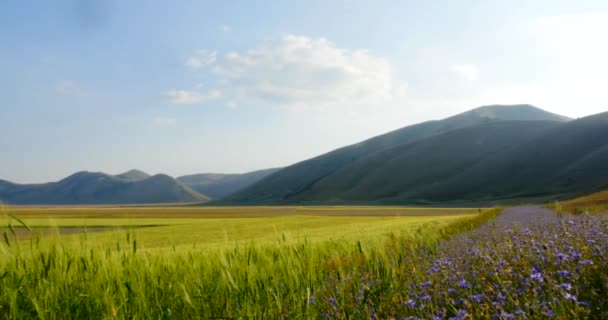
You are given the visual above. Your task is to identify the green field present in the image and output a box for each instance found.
[0,206,495,319]
[549,190,608,214]
[0,206,476,249]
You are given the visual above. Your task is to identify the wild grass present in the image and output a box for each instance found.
[4,205,606,318]
[0,206,491,319]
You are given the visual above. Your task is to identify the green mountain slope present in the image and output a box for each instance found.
[177,168,280,199]
[419,111,608,202]
[0,172,209,205]
[221,104,571,205]
[282,120,562,204]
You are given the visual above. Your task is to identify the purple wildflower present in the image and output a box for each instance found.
[404,299,416,308]
[458,279,470,288]
[530,270,543,282]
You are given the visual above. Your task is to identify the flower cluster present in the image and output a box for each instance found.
[312,207,608,319]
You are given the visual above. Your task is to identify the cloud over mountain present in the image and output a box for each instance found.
[212,34,395,109]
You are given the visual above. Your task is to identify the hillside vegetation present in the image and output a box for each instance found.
[551,190,608,214]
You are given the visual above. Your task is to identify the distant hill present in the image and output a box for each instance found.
[220,104,574,205]
[177,168,281,199]
[0,171,209,205]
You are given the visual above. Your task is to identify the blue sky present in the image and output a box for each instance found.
[1,0,607,183]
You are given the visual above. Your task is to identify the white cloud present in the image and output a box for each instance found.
[166,89,221,104]
[210,34,396,110]
[395,83,409,98]
[153,117,177,126]
[221,25,231,32]
[532,13,608,73]
[185,50,217,68]
[450,64,478,81]
[511,12,608,116]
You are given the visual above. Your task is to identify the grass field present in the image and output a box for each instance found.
[0,205,491,319]
[549,190,608,214]
[3,204,607,318]
[0,206,477,248]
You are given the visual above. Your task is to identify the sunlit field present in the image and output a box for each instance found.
[1,205,607,319]
[0,206,486,319]
[0,206,475,248]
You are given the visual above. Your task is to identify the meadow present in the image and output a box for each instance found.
[0,206,474,248]
[0,206,483,319]
[550,190,608,214]
[1,205,606,319]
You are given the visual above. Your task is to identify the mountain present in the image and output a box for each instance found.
[279,120,562,204]
[177,168,281,199]
[444,104,570,125]
[0,171,209,205]
[220,104,573,205]
[114,169,151,182]
[418,111,608,202]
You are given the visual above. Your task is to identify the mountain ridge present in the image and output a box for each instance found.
[219,104,573,205]
[0,171,209,205]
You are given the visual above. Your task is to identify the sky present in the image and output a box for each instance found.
[1,0,607,183]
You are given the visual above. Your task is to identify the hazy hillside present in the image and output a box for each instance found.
[3,105,599,206]
[221,104,572,205]
[177,168,280,199]
[0,171,209,205]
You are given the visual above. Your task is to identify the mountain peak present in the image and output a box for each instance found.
[61,171,108,181]
[147,174,175,182]
[466,104,571,122]
[115,169,151,182]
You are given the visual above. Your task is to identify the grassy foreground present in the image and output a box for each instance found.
[549,190,608,214]
[0,206,490,319]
